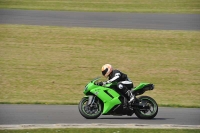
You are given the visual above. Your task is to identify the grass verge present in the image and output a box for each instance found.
[0,24,200,107]
[0,129,199,133]
[0,0,199,13]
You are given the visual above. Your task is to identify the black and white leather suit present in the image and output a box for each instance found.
[106,70,133,95]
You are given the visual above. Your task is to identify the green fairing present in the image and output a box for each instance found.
[83,78,121,114]
[133,83,150,91]
[91,88,121,114]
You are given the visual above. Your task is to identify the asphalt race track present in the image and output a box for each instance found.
[0,9,200,129]
[0,105,200,129]
[0,9,200,30]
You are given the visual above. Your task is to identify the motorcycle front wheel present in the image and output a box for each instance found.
[134,96,158,119]
[78,97,102,119]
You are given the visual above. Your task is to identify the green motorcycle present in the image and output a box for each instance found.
[78,77,158,119]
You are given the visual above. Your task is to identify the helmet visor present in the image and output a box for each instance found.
[102,68,108,76]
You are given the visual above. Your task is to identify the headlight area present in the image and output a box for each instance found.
[84,86,88,92]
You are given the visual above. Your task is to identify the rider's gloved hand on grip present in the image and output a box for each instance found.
[98,82,107,86]
[97,82,103,86]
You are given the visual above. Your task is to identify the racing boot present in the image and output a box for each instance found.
[126,90,135,103]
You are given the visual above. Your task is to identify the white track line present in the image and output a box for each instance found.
[0,124,200,130]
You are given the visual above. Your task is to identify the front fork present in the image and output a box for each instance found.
[86,95,96,106]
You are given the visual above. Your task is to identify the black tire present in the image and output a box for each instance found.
[78,97,102,119]
[134,96,158,119]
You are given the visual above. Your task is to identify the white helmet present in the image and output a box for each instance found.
[101,64,113,77]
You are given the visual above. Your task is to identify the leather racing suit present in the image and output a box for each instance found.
[106,70,134,102]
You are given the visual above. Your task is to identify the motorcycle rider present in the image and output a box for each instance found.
[99,64,135,103]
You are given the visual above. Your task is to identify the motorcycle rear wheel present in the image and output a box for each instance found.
[134,96,158,119]
[78,97,102,119]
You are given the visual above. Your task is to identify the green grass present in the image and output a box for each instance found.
[0,0,199,13]
[0,24,199,107]
[0,129,199,133]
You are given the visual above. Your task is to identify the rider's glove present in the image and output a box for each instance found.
[98,81,107,86]
[102,81,107,86]
[106,80,111,84]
